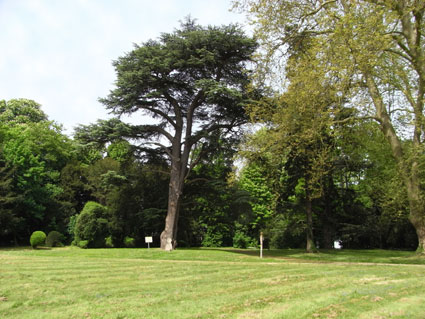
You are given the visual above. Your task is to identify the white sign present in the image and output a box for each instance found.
[145,237,153,243]
[334,240,342,249]
[260,232,264,259]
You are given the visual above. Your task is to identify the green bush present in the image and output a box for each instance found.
[232,231,252,249]
[77,240,89,249]
[46,231,64,247]
[67,215,77,239]
[202,229,223,247]
[74,201,111,248]
[30,231,46,249]
[124,236,135,248]
[105,236,114,248]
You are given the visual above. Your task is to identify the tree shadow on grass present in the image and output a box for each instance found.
[212,248,424,265]
[207,247,310,259]
[204,247,388,263]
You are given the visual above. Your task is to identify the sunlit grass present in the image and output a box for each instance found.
[1,247,424,318]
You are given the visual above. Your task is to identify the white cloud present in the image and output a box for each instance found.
[0,0,248,135]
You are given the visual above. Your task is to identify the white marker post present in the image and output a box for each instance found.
[260,232,264,259]
[145,236,153,249]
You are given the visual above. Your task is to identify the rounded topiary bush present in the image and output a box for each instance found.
[74,201,111,248]
[30,231,46,249]
[46,231,64,247]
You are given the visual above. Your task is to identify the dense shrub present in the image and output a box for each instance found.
[201,229,223,247]
[232,231,252,249]
[74,201,111,248]
[124,236,135,248]
[30,231,46,248]
[46,231,64,247]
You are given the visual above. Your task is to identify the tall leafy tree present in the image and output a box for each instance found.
[236,0,425,252]
[239,162,275,231]
[77,19,257,250]
[243,44,344,252]
[0,99,73,243]
[2,122,73,236]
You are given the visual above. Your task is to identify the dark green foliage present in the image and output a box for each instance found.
[59,160,92,217]
[99,19,257,127]
[30,231,46,248]
[103,160,169,247]
[266,214,305,249]
[61,141,169,248]
[179,137,251,248]
[0,154,22,246]
[46,231,64,247]
[74,201,111,248]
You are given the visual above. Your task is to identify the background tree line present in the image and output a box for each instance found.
[1,10,421,251]
[0,96,416,250]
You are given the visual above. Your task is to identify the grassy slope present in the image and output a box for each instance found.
[0,247,424,318]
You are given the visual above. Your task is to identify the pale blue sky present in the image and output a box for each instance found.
[0,0,248,134]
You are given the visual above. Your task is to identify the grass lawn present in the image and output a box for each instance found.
[0,247,424,318]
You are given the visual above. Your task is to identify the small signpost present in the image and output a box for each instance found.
[145,236,153,249]
[260,232,264,259]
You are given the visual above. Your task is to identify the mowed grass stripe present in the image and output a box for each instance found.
[210,266,424,318]
[1,248,425,318]
[1,255,275,318]
[0,258,416,317]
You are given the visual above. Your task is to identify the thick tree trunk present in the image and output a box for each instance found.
[160,191,180,251]
[410,211,425,253]
[305,198,317,253]
[322,222,334,250]
[365,72,425,253]
[322,192,334,249]
[160,160,184,251]
[406,175,425,253]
